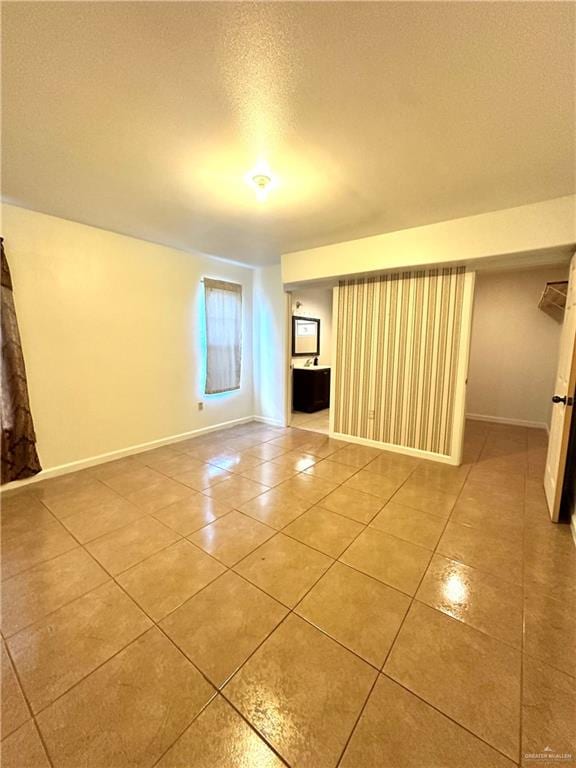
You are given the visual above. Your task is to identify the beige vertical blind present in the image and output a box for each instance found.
[334,267,466,456]
[204,278,242,394]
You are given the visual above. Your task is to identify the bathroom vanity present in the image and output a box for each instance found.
[292,366,331,413]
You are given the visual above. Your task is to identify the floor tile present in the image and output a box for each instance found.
[416,554,523,648]
[171,463,232,491]
[238,460,299,487]
[296,562,410,667]
[370,501,446,550]
[239,487,313,529]
[391,482,457,519]
[156,696,284,768]
[283,506,363,557]
[1,548,109,637]
[209,453,265,474]
[243,442,289,461]
[341,527,431,595]
[438,521,523,585]
[303,459,358,483]
[7,582,152,712]
[1,720,51,768]
[30,472,98,501]
[278,474,337,504]
[0,493,55,543]
[524,591,576,677]
[384,601,521,761]
[85,516,180,575]
[1,642,30,738]
[102,465,167,496]
[1,519,78,580]
[363,453,419,478]
[36,629,214,768]
[342,469,403,500]
[270,450,318,472]
[142,453,207,478]
[234,534,332,607]
[225,614,376,768]
[341,674,516,768]
[41,481,121,520]
[117,539,225,621]
[161,571,287,687]
[408,461,471,494]
[300,437,346,459]
[151,494,232,535]
[330,444,381,467]
[460,478,524,512]
[59,495,146,543]
[523,537,576,602]
[203,475,268,505]
[451,498,524,542]
[521,657,575,767]
[86,455,150,481]
[318,486,384,523]
[123,476,194,513]
[188,510,274,566]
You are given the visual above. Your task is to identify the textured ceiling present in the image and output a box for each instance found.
[2,1,574,266]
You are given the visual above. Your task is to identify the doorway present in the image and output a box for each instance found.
[289,286,334,436]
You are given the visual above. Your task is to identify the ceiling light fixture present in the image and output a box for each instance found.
[246,160,275,202]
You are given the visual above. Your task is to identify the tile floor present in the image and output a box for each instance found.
[1,420,575,767]
[291,408,330,434]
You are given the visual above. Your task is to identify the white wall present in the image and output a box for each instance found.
[291,287,332,366]
[253,264,288,427]
[467,267,568,428]
[281,196,576,285]
[1,204,254,472]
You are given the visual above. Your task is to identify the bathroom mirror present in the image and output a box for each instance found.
[292,316,320,356]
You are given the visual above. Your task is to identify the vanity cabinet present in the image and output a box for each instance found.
[292,367,331,413]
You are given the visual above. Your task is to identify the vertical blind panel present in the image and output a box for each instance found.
[334,267,466,456]
[204,278,242,395]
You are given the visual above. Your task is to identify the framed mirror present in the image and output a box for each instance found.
[292,316,320,356]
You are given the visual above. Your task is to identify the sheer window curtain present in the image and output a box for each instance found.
[204,278,242,394]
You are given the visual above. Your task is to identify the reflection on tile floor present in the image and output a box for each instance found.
[1,419,574,767]
[291,408,330,434]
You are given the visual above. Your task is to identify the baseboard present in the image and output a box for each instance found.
[253,415,286,428]
[0,415,259,494]
[466,413,548,431]
[330,430,457,465]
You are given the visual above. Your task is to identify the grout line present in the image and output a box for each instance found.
[4,421,556,768]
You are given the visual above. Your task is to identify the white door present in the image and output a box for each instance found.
[544,254,576,522]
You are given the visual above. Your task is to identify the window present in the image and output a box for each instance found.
[204,278,242,394]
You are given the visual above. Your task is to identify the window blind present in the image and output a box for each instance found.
[204,278,242,394]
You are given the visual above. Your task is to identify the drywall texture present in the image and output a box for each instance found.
[291,287,332,365]
[467,267,568,427]
[1,204,254,470]
[334,268,466,456]
[253,264,287,426]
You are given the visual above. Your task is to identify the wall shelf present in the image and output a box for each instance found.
[539,281,568,323]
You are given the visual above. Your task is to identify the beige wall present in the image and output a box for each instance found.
[2,204,254,472]
[281,196,576,285]
[467,267,568,428]
[253,264,288,426]
[291,287,332,366]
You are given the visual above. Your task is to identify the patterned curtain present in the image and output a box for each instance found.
[1,238,41,483]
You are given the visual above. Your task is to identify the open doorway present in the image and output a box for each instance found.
[289,286,333,435]
[465,263,573,517]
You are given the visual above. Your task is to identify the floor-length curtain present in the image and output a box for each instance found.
[1,238,41,483]
[204,278,242,394]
